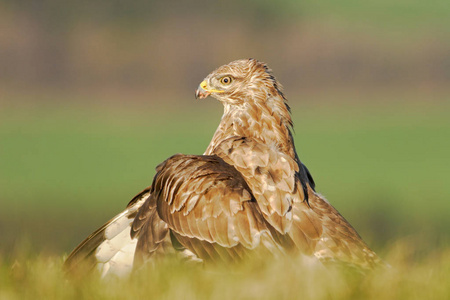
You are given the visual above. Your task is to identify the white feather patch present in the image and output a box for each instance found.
[104,212,134,239]
[96,225,133,262]
[93,197,147,278]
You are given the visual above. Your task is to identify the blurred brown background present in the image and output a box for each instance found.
[1,0,448,98]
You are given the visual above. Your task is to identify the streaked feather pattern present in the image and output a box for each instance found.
[64,58,383,278]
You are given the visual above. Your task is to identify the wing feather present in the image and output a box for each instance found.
[136,154,277,262]
[64,188,150,277]
[212,136,382,270]
[290,188,384,270]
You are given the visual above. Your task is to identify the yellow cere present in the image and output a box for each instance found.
[200,80,225,93]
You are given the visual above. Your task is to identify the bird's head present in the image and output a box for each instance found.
[195,58,285,106]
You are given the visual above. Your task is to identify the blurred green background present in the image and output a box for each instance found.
[0,0,449,258]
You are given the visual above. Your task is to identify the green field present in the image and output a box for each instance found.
[1,250,449,300]
[1,92,449,298]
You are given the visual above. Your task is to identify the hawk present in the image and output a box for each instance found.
[64,59,382,277]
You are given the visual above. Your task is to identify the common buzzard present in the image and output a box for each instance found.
[64,59,382,277]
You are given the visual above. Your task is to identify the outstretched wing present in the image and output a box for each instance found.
[64,188,150,278]
[131,154,284,264]
[290,190,383,270]
[212,136,381,270]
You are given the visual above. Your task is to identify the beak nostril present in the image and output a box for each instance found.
[200,81,208,90]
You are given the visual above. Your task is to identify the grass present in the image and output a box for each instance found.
[0,92,449,299]
[1,243,449,300]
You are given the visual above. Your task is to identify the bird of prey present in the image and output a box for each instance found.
[64,58,382,277]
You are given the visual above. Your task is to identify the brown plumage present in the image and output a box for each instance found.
[64,59,383,277]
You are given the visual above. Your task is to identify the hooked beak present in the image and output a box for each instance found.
[195,81,211,99]
[195,80,225,99]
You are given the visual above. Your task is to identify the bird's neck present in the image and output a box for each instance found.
[204,95,297,159]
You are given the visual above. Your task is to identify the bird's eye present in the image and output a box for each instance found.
[220,76,233,85]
